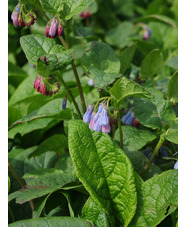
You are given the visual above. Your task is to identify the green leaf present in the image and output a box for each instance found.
[20,34,65,65]
[63,0,94,20]
[89,68,121,89]
[165,119,178,144]
[40,0,64,15]
[8,176,11,193]
[166,71,178,103]
[36,51,74,77]
[119,43,137,74]
[8,99,72,139]
[68,120,137,226]
[166,55,178,70]
[81,41,120,73]
[109,76,153,105]
[105,22,133,48]
[8,106,22,127]
[134,14,177,28]
[8,217,94,227]
[123,149,162,181]
[55,153,76,175]
[114,126,157,151]
[134,88,176,129]
[82,197,110,227]
[13,168,77,204]
[140,49,163,80]
[129,170,178,226]
[28,134,68,158]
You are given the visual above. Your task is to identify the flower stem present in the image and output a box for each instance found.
[57,74,83,119]
[140,136,165,176]
[118,118,123,149]
[8,161,34,214]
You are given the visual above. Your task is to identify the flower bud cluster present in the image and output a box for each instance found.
[11,3,38,27]
[45,17,63,38]
[83,103,111,133]
[80,10,91,19]
[143,25,151,40]
[34,75,60,96]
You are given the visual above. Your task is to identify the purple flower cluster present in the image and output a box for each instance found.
[11,3,38,27]
[143,25,151,40]
[121,109,139,127]
[45,17,63,38]
[83,104,111,133]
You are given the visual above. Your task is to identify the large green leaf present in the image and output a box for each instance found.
[134,88,176,129]
[20,34,65,65]
[105,22,133,48]
[8,217,94,227]
[134,14,177,28]
[8,99,72,139]
[68,120,137,227]
[118,43,137,74]
[166,71,178,103]
[82,197,110,227]
[28,134,68,158]
[12,168,77,204]
[140,49,163,80]
[81,41,120,73]
[63,0,95,20]
[165,119,178,144]
[89,68,121,89]
[114,126,157,151]
[129,170,178,226]
[109,76,153,104]
[40,0,64,15]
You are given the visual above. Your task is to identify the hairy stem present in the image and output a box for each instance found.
[8,161,34,214]
[57,75,83,119]
[118,118,123,149]
[140,136,165,176]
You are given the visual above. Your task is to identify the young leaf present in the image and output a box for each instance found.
[20,34,65,65]
[40,0,64,15]
[82,197,110,227]
[81,41,120,73]
[105,22,133,48]
[63,0,95,20]
[165,119,178,144]
[134,88,176,129]
[36,51,74,77]
[89,68,121,89]
[114,126,157,151]
[140,49,163,80]
[68,120,137,227]
[129,170,178,226]
[118,43,137,74]
[166,71,178,103]
[109,76,153,104]
[8,217,94,227]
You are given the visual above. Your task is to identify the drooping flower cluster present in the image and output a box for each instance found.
[34,75,60,95]
[45,17,63,38]
[83,103,111,133]
[11,3,38,27]
[121,109,139,127]
[80,10,91,19]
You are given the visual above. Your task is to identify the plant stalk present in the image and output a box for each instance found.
[118,118,123,149]
[140,136,165,176]
[58,75,83,119]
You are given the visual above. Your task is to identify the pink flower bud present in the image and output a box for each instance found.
[49,17,57,38]
[45,24,50,37]
[58,23,63,36]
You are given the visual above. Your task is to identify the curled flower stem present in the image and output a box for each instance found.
[118,118,123,149]
[140,136,165,176]
[57,74,83,119]
[8,161,34,215]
